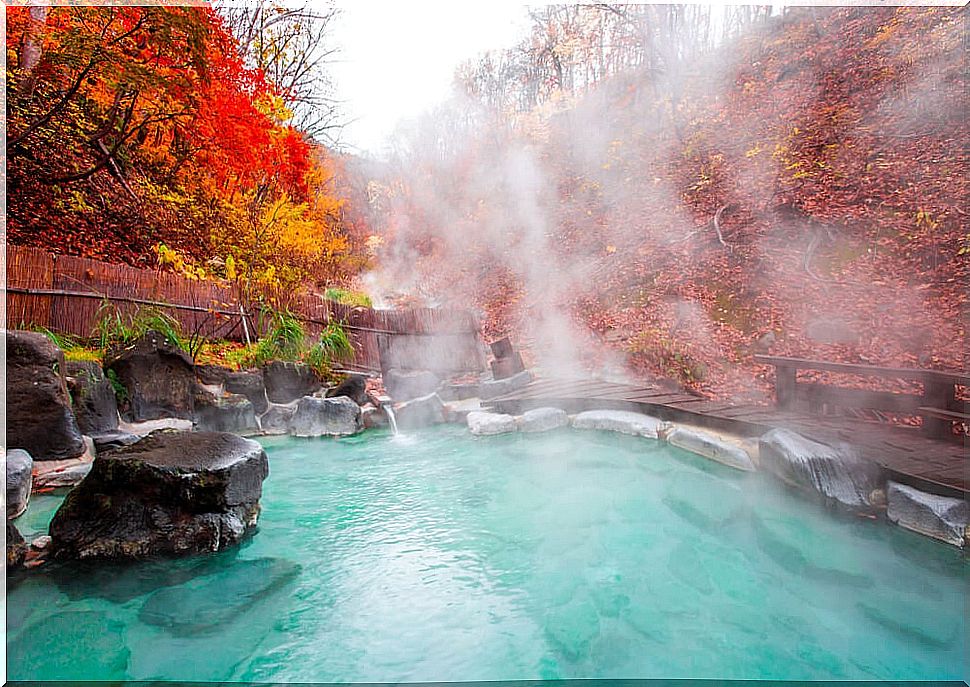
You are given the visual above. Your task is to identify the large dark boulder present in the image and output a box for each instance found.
[66,361,119,434]
[105,331,196,422]
[193,390,258,434]
[7,331,86,461]
[196,364,233,386]
[262,362,321,404]
[384,368,441,402]
[49,431,269,560]
[6,449,33,519]
[7,520,28,570]
[290,396,362,436]
[325,373,369,406]
[225,371,268,413]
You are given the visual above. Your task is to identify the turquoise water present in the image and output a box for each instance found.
[7,426,968,682]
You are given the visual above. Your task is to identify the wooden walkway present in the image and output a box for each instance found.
[484,377,968,497]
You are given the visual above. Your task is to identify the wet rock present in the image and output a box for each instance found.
[759,428,882,511]
[31,535,53,551]
[193,390,258,434]
[7,331,86,461]
[666,426,756,471]
[519,407,569,433]
[105,331,196,422]
[886,481,968,548]
[394,393,447,429]
[258,403,297,435]
[65,361,119,434]
[89,429,141,453]
[7,520,28,570]
[6,610,130,679]
[196,364,233,386]
[478,370,533,400]
[34,461,93,490]
[571,409,667,439]
[326,373,369,406]
[262,362,321,404]
[437,382,481,402]
[384,368,441,402]
[225,371,268,414]
[467,410,517,436]
[49,431,269,560]
[6,449,33,519]
[290,396,362,437]
[139,557,301,635]
[361,406,389,429]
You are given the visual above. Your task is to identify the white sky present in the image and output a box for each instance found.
[328,1,530,155]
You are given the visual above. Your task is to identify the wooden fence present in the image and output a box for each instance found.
[5,246,485,374]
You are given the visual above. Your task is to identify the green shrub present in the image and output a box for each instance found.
[305,322,354,376]
[94,302,184,351]
[323,287,373,308]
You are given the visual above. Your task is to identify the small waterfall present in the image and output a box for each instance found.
[384,406,400,435]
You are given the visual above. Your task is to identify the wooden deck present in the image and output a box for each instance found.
[484,377,968,497]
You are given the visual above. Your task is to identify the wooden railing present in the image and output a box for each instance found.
[754,355,969,439]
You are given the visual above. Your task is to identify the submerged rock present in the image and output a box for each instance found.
[105,331,196,422]
[519,407,569,433]
[49,431,269,560]
[663,471,746,528]
[571,409,667,439]
[193,390,258,434]
[478,370,533,400]
[467,410,517,436]
[394,393,447,429]
[6,449,33,519]
[6,610,130,679]
[7,520,28,570]
[326,373,369,406]
[262,362,321,404]
[759,428,882,511]
[139,557,301,635]
[65,361,120,435]
[666,426,755,471]
[290,396,362,437]
[7,331,86,461]
[886,482,968,548]
[225,371,269,414]
[384,368,441,402]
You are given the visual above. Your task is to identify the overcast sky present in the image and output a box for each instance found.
[328,1,530,156]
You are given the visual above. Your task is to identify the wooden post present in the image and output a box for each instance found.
[921,378,954,439]
[776,364,796,410]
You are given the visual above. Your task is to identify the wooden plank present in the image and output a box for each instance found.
[754,354,969,385]
[793,383,924,413]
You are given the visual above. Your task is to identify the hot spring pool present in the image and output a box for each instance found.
[7,425,967,681]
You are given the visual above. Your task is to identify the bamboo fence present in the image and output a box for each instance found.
[5,246,484,373]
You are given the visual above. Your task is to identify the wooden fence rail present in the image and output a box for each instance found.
[4,245,485,374]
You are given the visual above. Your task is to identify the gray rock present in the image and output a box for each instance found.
[33,461,93,489]
[478,370,533,400]
[362,406,389,429]
[325,373,369,406]
[89,429,141,453]
[49,431,269,560]
[262,362,321,404]
[886,482,968,547]
[6,449,33,519]
[666,427,755,471]
[196,364,233,386]
[290,396,362,437]
[65,361,119,434]
[571,409,667,438]
[193,390,258,434]
[759,428,881,511]
[7,520,28,571]
[437,382,481,402]
[394,393,447,429]
[7,331,86,461]
[519,407,569,433]
[384,368,441,402]
[225,371,268,414]
[31,535,52,551]
[258,403,297,435]
[467,411,517,436]
[105,331,196,422]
